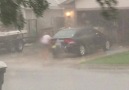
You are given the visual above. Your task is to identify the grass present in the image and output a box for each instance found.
[85,51,129,64]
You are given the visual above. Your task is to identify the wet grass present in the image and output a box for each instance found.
[85,51,129,64]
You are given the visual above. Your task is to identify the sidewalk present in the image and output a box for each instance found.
[105,45,129,56]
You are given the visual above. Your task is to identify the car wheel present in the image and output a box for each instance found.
[79,45,86,56]
[15,40,24,52]
[103,40,110,51]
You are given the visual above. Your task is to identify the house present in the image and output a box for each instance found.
[36,0,65,36]
[60,0,129,43]
[22,0,65,38]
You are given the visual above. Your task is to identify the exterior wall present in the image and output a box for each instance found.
[23,8,64,37]
[75,0,129,10]
[62,0,129,43]
[64,9,76,27]
[24,8,36,20]
[37,9,64,36]
[76,9,129,43]
[117,9,129,43]
[75,0,100,10]
[0,24,16,31]
[22,8,37,40]
[63,2,78,27]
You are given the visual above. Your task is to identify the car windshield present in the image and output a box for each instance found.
[54,29,76,38]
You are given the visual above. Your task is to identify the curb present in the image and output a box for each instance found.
[79,64,129,70]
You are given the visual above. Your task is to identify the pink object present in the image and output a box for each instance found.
[40,35,51,44]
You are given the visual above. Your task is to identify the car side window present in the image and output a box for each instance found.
[95,31,103,37]
[84,29,95,36]
[75,29,97,37]
[90,30,102,36]
[75,30,84,37]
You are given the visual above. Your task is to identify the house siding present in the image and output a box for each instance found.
[75,0,129,10]
[22,7,64,37]
[61,0,129,43]
[37,9,64,36]
[77,9,129,43]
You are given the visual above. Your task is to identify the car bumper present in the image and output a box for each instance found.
[51,44,79,54]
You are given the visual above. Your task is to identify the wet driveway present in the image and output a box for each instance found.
[0,43,129,90]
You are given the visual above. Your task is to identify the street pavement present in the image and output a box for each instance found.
[1,43,129,90]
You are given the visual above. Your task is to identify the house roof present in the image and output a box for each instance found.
[59,0,129,10]
[21,0,65,10]
[76,0,129,10]
[115,0,129,8]
[47,0,65,9]
[59,0,74,5]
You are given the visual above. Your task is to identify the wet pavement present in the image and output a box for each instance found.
[1,43,129,90]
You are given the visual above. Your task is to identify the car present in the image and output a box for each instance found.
[0,30,26,52]
[51,27,111,57]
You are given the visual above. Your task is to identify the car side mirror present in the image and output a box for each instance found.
[96,33,98,35]
[96,33,100,37]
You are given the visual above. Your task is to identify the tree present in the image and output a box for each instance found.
[96,0,118,20]
[0,0,49,30]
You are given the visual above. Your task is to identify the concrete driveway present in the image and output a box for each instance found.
[0,43,129,90]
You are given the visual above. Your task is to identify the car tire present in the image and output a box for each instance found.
[15,40,24,52]
[78,45,86,56]
[103,40,111,51]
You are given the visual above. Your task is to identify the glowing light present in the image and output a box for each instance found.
[65,12,71,17]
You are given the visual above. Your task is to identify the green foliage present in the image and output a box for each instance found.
[96,0,118,20]
[0,0,49,30]
[0,0,18,25]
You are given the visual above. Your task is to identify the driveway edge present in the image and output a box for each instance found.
[79,64,129,70]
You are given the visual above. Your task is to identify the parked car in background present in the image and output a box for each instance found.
[0,30,26,52]
[51,27,111,57]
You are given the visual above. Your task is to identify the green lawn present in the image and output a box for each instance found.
[85,51,129,64]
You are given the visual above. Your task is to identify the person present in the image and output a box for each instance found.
[40,32,51,60]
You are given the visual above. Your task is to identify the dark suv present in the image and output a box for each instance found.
[51,27,111,57]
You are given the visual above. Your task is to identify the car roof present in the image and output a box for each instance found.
[60,27,93,31]
[60,27,78,31]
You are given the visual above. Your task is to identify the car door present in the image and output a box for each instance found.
[92,30,104,48]
[74,29,93,46]
[83,29,96,49]
[74,30,83,43]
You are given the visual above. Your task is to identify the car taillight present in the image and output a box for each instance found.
[64,38,75,44]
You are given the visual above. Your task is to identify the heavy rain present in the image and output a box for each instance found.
[0,0,129,90]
